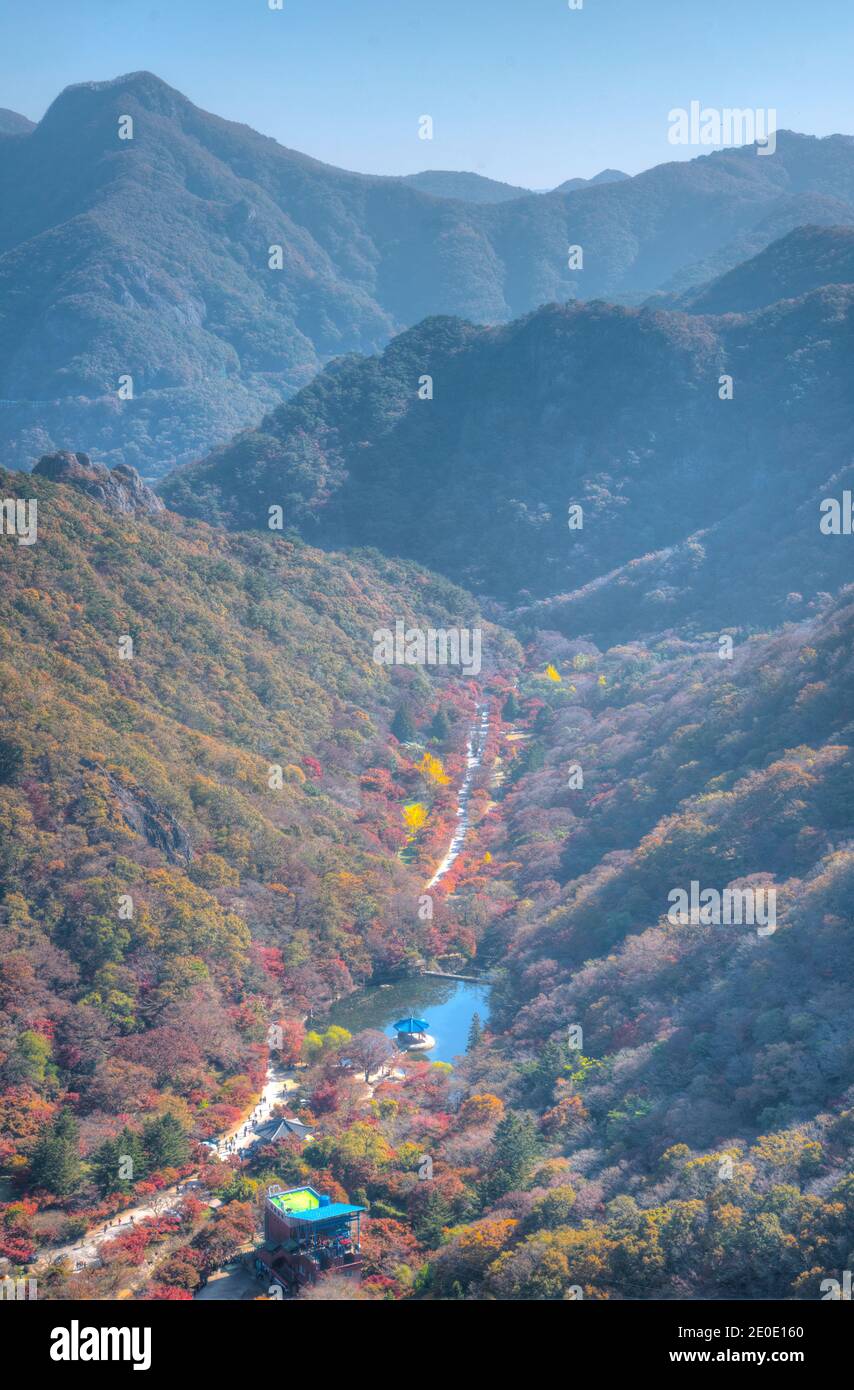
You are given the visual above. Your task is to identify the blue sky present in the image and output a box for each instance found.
[2,0,853,186]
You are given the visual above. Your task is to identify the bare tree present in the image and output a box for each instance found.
[347,1029,395,1082]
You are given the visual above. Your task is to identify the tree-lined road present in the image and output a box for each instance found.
[42,1064,297,1272]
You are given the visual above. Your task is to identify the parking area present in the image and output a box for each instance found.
[194,1263,263,1301]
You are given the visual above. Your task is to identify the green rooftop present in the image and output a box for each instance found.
[273,1186,321,1215]
[268,1185,365,1224]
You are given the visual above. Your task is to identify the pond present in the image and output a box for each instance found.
[315,976,490,1065]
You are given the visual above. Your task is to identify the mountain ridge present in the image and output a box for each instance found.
[4,71,854,474]
[161,274,854,641]
[0,108,35,135]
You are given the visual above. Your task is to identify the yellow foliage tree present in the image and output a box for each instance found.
[404,802,428,832]
[419,752,451,785]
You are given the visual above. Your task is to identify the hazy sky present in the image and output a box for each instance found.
[2,0,853,187]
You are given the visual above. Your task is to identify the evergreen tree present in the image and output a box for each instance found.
[467,1012,483,1051]
[91,1127,148,1195]
[481,1112,539,1204]
[90,1137,120,1197]
[118,1125,149,1184]
[502,692,521,721]
[413,1188,453,1246]
[391,706,417,743]
[428,707,451,742]
[526,742,546,773]
[142,1113,189,1170]
[526,1038,570,1103]
[29,1110,82,1196]
[0,737,24,786]
[534,705,552,733]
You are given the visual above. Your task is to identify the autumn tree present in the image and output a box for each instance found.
[348,1030,395,1082]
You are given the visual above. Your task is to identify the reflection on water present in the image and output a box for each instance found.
[315,976,490,1065]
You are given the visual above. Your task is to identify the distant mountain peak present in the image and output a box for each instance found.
[551,167,630,194]
[39,70,194,130]
[4,71,854,475]
[54,69,182,100]
[400,169,533,203]
[0,108,35,135]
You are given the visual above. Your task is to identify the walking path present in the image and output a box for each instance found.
[425,703,491,888]
[42,1063,297,1272]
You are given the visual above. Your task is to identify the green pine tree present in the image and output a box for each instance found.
[481,1112,539,1204]
[413,1188,453,1246]
[534,705,552,733]
[526,742,546,773]
[89,1137,120,1197]
[91,1126,148,1195]
[30,1110,82,1196]
[526,1038,570,1103]
[467,1012,483,1051]
[502,692,521,721]
[0,737,24,786]
[391,706,417,743]
[142,1113,189,1170]
[428,707,451,742]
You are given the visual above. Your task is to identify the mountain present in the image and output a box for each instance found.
[424,591,854,1301]
[0,109,35,135]
[674,224,854,314]
[7,457,851,1302]
[0,455,516,1143]
[654,192,854,300]
[551,168,630,194]
[4,72,854,474]
[400,170,532,203]
[162,285,854,641]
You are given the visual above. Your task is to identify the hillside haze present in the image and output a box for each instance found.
[3,72,854,473]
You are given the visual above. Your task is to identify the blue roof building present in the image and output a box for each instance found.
[258,1185,365,1293]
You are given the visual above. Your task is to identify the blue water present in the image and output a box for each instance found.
[316,976,490,1064]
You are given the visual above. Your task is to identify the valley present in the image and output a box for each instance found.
[1,26,853,1319]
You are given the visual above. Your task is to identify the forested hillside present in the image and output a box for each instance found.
[406,596,854,1300]
[137,595,852,1304]
[0,463,520,1267]
[1,465,851,1301]
[3,70,854,473]
[672,224,854,314]
[164,284,854,640]
[2,55,852,1309]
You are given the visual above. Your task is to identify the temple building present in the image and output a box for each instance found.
[255,1184,364,1293]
